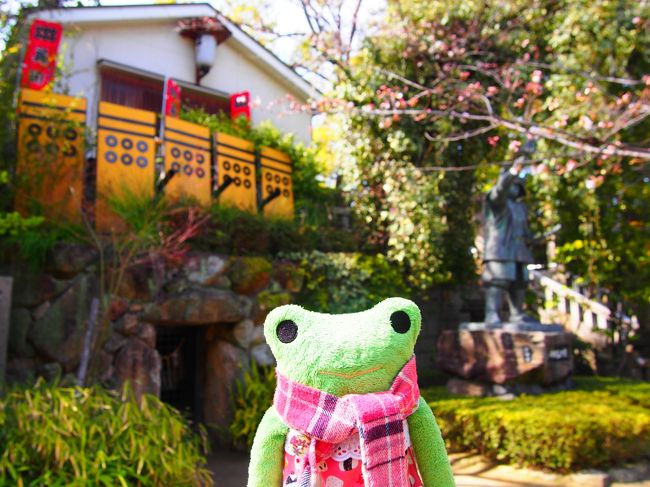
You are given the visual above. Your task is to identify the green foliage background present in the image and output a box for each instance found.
[329,0,650,309]
[281,251,410,313]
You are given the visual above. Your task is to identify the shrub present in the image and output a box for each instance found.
[423,377,650,472]
[0,381,213,486]
[229,361,276,450]
[199,204,357,256]
[281,251,410,313]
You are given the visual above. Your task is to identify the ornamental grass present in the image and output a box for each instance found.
[0,380,213,486]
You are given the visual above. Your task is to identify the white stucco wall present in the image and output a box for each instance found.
[55,19,312,144]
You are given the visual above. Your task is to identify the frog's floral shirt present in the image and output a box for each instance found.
[281,428,424,487]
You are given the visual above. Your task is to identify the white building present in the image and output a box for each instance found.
[28,3,318,144]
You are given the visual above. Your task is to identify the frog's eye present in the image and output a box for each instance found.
[390,311,411,334]
[277,319,298,343]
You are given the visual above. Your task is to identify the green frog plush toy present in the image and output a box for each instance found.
[248,298,455,487]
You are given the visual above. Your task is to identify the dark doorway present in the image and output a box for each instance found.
[156,326,204,423]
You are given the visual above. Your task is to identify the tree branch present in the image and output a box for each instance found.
[341,106,650,161]
[425,123,497,142]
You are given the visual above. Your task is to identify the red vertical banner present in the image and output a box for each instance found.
[20,19,63,91]
[165,79,182,117]
[230,91,250,121]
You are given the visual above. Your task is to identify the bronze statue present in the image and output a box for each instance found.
[482,141,538,328]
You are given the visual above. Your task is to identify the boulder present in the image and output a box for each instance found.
[137,322,156,349]
[142,289,249,326]
[37,362,62,382]
[28,274,99,372]
[107,298,129,322]
[250,343,275,367]
[228,257,272,296]
[250,324,266,347]
[93,349,114,384]
[271,261,305,293]
[6,356,37,384]
[9,308,34,357]
[206,275,231,290]
[13,272,71,308]
[114,337,161,399]
[232,319,254,349]
[109,262,156,302]
[204,324,229,343]
[185,253,228,286]
[253,290,291,325]
[32,301,51,320]
[203,340,248,436]
[447,378,490,397]
[114,314,139,336]
[103,333,129,353]
[46,243,98,278]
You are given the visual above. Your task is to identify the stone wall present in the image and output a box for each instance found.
[5,244,462,437]
[5,245,300,439]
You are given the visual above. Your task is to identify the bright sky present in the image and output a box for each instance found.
[95,0,385,90]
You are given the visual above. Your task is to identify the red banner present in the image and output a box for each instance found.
[20,19,63,90]
[165,79,182,117]
[230,91,250,121]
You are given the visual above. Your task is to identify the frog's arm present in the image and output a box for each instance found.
[407,397,456,487]
[248,406,289,487]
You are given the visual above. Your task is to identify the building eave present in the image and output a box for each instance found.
[28,3,320,102]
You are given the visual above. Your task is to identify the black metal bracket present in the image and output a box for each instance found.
[258,187,281,211]
[213,175,234,199]
[155,168,178,194]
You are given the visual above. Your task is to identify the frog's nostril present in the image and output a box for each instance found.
[277,320,298,343]
[390,311,411,334]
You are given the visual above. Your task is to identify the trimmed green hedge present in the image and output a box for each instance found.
[0,381,213,486]
[423,377,650,472]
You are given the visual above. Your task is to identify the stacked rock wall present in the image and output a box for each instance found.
[5,244,301,439]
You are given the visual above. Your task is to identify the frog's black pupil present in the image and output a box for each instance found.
[277,320,298,343]
[390,311,410,334]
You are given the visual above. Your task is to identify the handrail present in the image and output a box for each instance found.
[531,270,612,318]
[529,268,611,347]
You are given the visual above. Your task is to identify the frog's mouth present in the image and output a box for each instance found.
[318,365,383,379]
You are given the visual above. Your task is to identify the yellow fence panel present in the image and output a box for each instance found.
[164,117,211,206]
[96,102,156,233]
[16,89,87,222]
[214,132,256,213]
[260,147,293,218]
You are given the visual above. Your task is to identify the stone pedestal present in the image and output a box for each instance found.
[437,327,573,386]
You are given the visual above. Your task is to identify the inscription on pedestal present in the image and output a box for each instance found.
[437,328,573,385]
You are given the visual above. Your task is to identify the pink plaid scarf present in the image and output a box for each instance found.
[274,356,420,487]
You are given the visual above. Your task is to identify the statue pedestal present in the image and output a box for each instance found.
[437,325,573,391]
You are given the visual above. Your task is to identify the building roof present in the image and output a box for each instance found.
[28,3,319,101]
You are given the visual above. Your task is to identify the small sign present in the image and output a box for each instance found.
[548,346,570,362]
[165,79,182,118]
[522,346,533,363]
[20,19,63,90]
[230,91,250,121]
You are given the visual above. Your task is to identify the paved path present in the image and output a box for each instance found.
[207,449,546,486]
[207,449,650,487]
